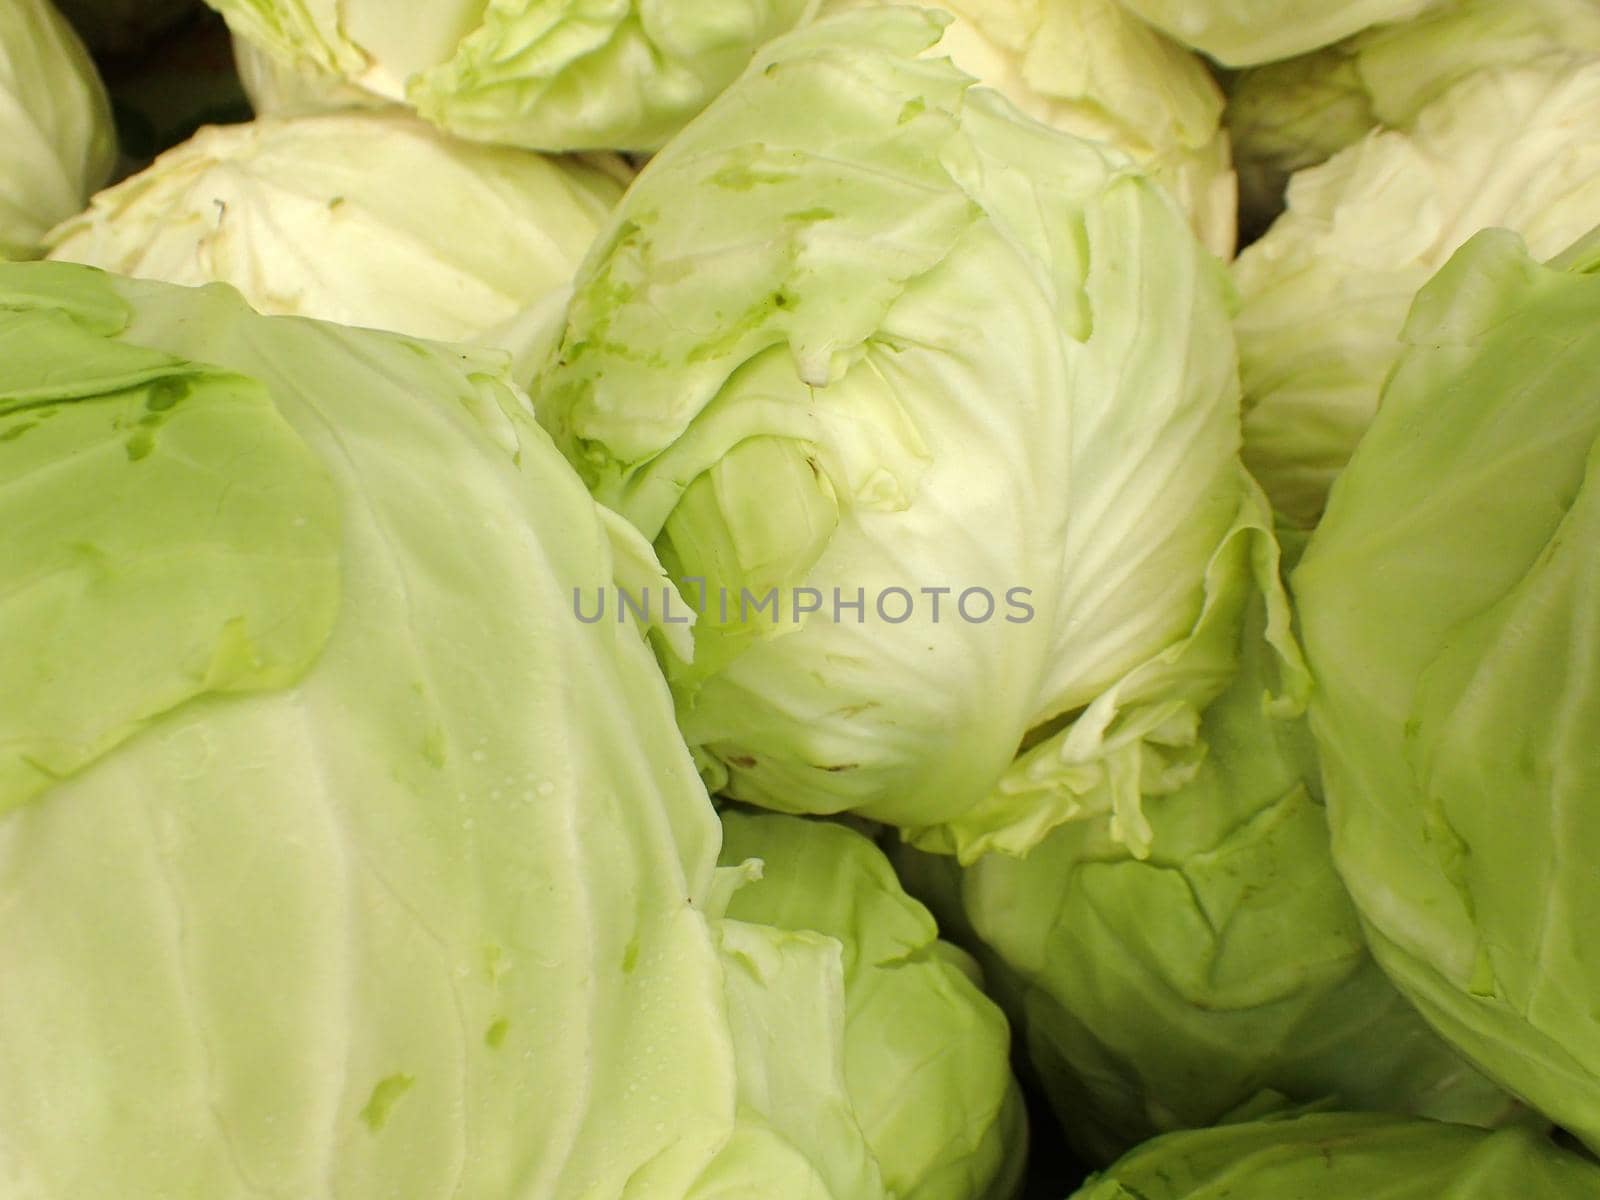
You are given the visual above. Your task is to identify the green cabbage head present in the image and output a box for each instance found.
[927,589,1515,1162]
[719,811,1025,1200]
[535,8,1277,862]
[0,260,921,1198]
[1234,56,1600,528]
[1227,0,1600,227]
[206,0,818,151]
[1295,226,1600,1153]
[1071,1113,1600,1199]
[0,0,116,260]
[46,111,628,343]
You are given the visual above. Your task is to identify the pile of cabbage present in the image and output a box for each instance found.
[3,1,1599,1196]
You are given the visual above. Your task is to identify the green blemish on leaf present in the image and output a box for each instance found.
[786,207,834,223]
[711,162,796,191]
[144,376,190,413]
[685,286,793,362]
[421,727,447,768]
[589,219,643,270]
[328,196,346,210]
[485,1018,509,1048]
[0,420,36,442]
[69,541,108,570]
[125,428,156,461]
[899,97,926,125]
[359,1074,415,1132]
[622,937,641,974]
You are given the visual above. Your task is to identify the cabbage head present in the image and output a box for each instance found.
[940,588,1515,1162]
[535,8,1276,862]
[719,811,1025,1200]
[1295,227,1600,1153]
[1071,1113,1600,1199]
[823,0,1235,258]
[1111,0,1438,67]
[206,0,818,151]
[46,111,628,343]
[0,261,906,1198]
[1234,56,1600,528]
[1228,0,1600,227]
[0,0,116,260]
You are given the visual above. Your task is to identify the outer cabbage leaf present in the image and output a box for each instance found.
[1294,227,1600,1153]
[824,0,1235,258]
[1111,0,1439,67]
[1071,1113,1600,1199]
[1234,57,1600,528]
[952,590,1515,1163]
[233,34,389,118]
[205,0,818,152]
[536,8,1273,862]
[0,262,883,1197]
[0,0,116,260]
[719,811,1025,1200]
[46,111,627,343]
[0,298,340,811]
[692,917,888,1200]
[1228,0,1600,229]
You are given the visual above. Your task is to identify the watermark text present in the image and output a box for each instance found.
[574,581,1035,626]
